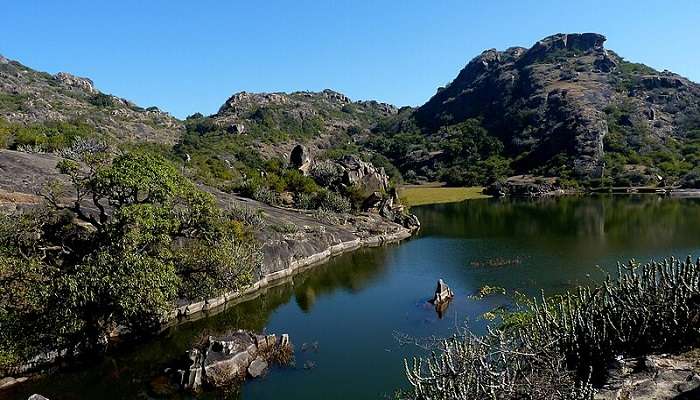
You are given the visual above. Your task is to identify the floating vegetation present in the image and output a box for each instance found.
[469,256,528,268]
[402,256,700,400]
[468,285,507,299]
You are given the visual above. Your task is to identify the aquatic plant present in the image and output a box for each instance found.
[403,256,700,399]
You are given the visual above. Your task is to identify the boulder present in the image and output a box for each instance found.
[226,123,246,134]
[431,279,454,304]
[290,145,312,175]
[247,357,268,378]
[279,191,294,206]
[337,155,388,195]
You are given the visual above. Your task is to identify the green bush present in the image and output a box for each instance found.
[88,92,115,108]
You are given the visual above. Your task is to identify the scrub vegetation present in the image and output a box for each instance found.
[401,256,700,399]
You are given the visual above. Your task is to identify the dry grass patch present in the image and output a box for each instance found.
[399,185,488,207]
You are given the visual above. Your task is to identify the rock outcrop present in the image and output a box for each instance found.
[54,72,97,94]
[431,279,454,304]
[596,352,700,399]
[290,144,312,175]
[336,155,388,195]
[484,175,563,197]
[181,330,292,391]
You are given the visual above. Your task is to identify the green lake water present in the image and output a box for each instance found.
[6,195,700,399]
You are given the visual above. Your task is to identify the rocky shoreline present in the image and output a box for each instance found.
[166,223,414,325]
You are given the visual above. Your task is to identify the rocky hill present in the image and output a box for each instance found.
[0,54,183,145]
[175,89,402,189]
[197,89,397,158]
[375,33,700,188]
[1,33,698,191]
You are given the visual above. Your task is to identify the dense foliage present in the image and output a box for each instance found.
[0,151,261,371]
[402,256,700,399]
[0,117,97,152]
[367,117,513,185]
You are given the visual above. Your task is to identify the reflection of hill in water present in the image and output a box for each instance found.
[415,196,700,256]
[292,249,391,312]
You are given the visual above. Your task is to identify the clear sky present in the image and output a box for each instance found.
[2,1,699,119]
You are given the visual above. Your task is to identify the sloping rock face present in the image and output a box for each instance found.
[413,33,700,181]
[0,56,182,144]
[596,352,700,399]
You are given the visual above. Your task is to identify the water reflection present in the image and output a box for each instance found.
[416,195,700,256]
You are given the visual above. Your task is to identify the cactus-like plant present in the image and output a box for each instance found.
[403,256,700,400]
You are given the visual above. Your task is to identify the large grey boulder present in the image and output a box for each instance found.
[247,357,268,378]
[337,155,388,195]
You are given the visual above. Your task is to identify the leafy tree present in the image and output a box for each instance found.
[0,151,260,368]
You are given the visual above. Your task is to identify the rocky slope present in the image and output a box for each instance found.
[187,89,398,162]
[385,33,700,187]
[0,54,182,144]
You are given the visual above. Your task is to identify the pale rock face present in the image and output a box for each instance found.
[54,72,97,94]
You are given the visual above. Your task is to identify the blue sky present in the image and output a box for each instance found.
[2,1,699,118]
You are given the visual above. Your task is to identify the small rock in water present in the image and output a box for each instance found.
[431,279,454,304]
[28,395,51,400]
[247,357,268,378]
[303,360,316,370]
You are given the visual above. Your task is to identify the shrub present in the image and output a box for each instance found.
[227,204,265,226]
[252,186,279,205]
[681,169,700,188]
[88,93,115,108]
[316,190,351,213]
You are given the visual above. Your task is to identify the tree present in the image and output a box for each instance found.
[0,151,261,368]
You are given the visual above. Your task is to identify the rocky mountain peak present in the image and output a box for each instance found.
[410,32,700,186]
[218,91,291,114]
[0,54,8,65]
[533,33,606,53]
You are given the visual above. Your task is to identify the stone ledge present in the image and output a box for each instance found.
[166,227,414,326]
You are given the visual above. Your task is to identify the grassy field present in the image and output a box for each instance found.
[399,185,489,207]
